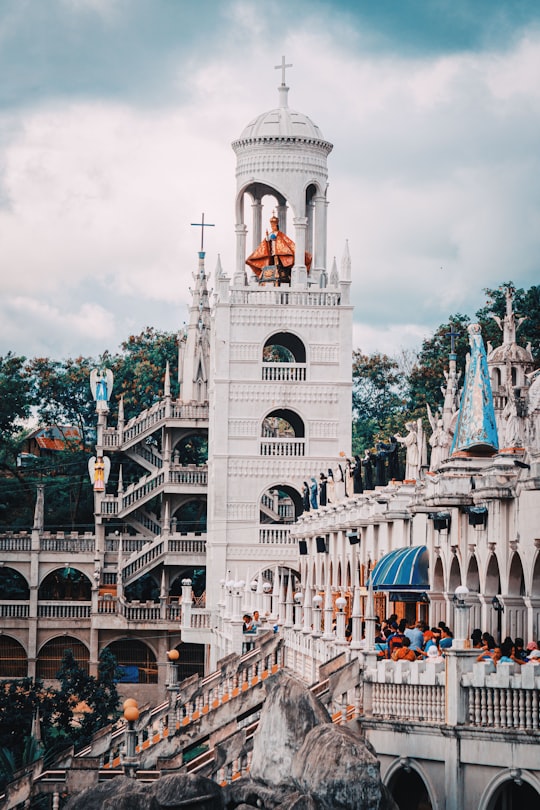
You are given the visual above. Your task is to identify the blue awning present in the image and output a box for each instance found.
[368,545,429,591]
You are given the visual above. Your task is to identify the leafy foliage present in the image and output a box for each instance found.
[351,350,406,453]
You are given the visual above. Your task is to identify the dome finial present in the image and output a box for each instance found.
[275,55,292,108]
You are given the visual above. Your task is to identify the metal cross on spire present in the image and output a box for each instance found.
[191,213,215,252]
[446,327,460,355]
[275,55,293,85]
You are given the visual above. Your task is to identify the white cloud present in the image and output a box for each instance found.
[1,11,540,359]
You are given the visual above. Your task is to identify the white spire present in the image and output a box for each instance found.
[329,256,339,287]
[341,239,351,281]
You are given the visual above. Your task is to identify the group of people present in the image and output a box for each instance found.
[373,616,454,661]
[474,630,540,665]
[242,611,262,633]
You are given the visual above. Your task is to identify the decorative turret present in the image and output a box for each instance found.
[181,251,211,402]
[451,324,498,456]
[231,58,333,289]
[487,286,534,446]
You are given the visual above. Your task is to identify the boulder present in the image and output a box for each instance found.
[63,776,146,810]
[292,724,392,810]
[249,671,331,787]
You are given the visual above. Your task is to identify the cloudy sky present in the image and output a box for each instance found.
[1,0,540,361]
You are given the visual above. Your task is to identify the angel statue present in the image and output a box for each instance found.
[88,455,111,493]
[395,420,421,480]
[90,368,114,413]
[427,404,451,472]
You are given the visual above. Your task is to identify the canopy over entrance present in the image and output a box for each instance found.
[369,545,429,591]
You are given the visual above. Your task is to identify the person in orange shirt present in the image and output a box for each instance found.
[391,636,417,661]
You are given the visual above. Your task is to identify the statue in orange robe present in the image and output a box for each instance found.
[246,215,311,284]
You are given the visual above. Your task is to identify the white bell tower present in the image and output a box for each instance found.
[206,62,352,614]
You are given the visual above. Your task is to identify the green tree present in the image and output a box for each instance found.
[108,327,180,421]
[352,350,405,453]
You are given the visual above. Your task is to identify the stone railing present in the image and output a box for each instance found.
[121,471,165,510]
[229,289,341,307]
[168,466,208,486]
[260,438,305,457]
[97,597,182,623]
[98,635,284,770]
[259,527,293,544]
[38,601,92,619]
[40,536,95,552]
[119,402,209,448]
[122,534,206,584]
[0,534,31,551]
[464,660,540,731]
[0,601,30,618]
[105,536,149,553]
[130,443,163,469]
[261,363,307,382]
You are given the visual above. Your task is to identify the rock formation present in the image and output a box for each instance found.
[64,672,397,810]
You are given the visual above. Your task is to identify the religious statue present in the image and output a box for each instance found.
[395,421,420,480]
[310,476,319,509]
[427,404,451,471]
[326,468,335,503]
[352,455,363,494]
[302,481,310,512]
[527,369,540,450]
[245,214,312,285]
[319,472,328,506]
[90,368,114,413]
[502,391,522,449]
[362,450,374,491]
[334,463,346,500]
[374,442,388,487]
[387,437,400,481]
[88,455,111,492]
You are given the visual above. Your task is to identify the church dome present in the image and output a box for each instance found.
[239,105,325,141]
[488,343,533,364]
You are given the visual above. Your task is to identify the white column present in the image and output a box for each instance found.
[291,216,308,287]
[252,200,262,250]
[313,195,328,272]
[234,223,248,285]
[277,202,288,234]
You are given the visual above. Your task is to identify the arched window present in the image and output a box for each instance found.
[174,433,208,466]
[487,778,540,810]
[105,640,157,684]
[37,636,89,679]
[508,553,526,597]
[262,333,306,382]
[172,499,207,534]
[0,567,29,600]
[260,486,302,524]
[0,636,27,677]
[170,568,206,599]
[260,409,305,457]
[39,568,91,601]
[171,643,205,683]
[387,766,433,809]
[124,572,160,603]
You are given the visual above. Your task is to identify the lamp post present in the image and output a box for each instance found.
[491,595,504,644]
[453,585,470,649]
[335,596,348,645]
[312,594,323,637]
[122,699,139,777]
[166,649,180,732]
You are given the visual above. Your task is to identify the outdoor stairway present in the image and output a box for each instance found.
[102,401,209,453]
[121,534,206,587]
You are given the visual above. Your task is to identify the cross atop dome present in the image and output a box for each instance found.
[275,55,292,108]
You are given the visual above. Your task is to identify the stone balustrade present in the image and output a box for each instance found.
[464,660,540,731]
[229,289,341,307]
[258,527,293,544]
[260,438,305,457]
[261,363,307,382]
[0,535,31,551]
[0,601,30,618]
[38,601,92,619]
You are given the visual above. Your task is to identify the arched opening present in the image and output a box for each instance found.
[261,409,305,438]
[124,572,160,603]
[174,432,208,466]
[466,556,480,593]
[260,485,302,524]
[508,553,526,597]
[486,778,540,809]
[170,568,206,600]
[37,636,89,679]
[263,332,306,364]
[433,557,444,592]
[491,368,501,391]
[387,766,433,809]
[38,568,91,601]
[0,636,28,677]
[0,567,29,600]
[532,553,540,598]
[485,555,502,596]
[448,556,461,592]
[172,499,207,534]
[105,639,157,684]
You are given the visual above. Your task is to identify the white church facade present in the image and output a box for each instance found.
[1,64,540,810]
